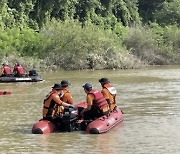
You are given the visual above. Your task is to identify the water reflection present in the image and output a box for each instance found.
[34,123,124,154]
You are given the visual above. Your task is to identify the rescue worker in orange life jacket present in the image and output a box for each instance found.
[99,78,117,111]
[43,84,74,124]
[13,63,25,77]
[0,64,12,76]
[60,80,73,104]
[82,83,109,120]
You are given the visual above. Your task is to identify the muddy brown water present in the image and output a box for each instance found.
[0,65,180,154]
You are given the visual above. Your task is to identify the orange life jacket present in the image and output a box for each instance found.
[42,91,61,118]
[103,84,116,103]
[88,90,109,111]
[60,88,73,104]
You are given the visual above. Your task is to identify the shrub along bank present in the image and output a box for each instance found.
[0,20,180,71]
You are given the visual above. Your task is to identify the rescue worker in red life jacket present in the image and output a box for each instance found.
[82,83,109,120]
[43,84,74,124]
[0,64,12,76]
[13,63,25,77]
[60,80,73,105]
[99,78,117,111]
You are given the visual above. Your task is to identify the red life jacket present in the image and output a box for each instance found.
[88,90,109,110]
[16,65,25,75]
[3,66,11,75]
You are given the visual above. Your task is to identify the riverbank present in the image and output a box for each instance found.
[1,53,180,73]
[1,52,146,72]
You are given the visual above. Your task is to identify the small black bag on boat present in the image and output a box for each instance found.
[29,70,38,76]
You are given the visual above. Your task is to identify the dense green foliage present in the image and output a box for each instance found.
[0,0,179,70]
[138,0,180,26]
[0,0,141,29]
[0,27,43,56]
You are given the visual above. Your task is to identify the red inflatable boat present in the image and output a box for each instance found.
[32,120,57,134]
[32,102,123,134]
[86,107,123,134]
[0,91,11,95]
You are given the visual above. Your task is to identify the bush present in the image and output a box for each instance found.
[150,23,180,64]
[38,19,142,70]
[0,27,44,57]
[123,24,180,65]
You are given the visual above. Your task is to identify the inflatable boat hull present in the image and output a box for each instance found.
[86,107,123,134]
[0,75,43,83]
[32,102,123,134]
[32,120,56,134]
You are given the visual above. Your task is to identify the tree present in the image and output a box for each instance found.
[138,0,164,23]
[154,0,180,26]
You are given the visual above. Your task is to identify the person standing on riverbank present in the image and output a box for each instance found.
[60,80,74,105]
[99,78,117,111]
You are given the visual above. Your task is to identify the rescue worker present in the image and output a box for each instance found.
[0,64,11,76]
[82,83,109,120]
[60,80,73,105]
[99,78,117,111]
[43,83,74,125]
[13,63,25,77]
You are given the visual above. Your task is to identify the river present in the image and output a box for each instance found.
[0,65,180,154]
